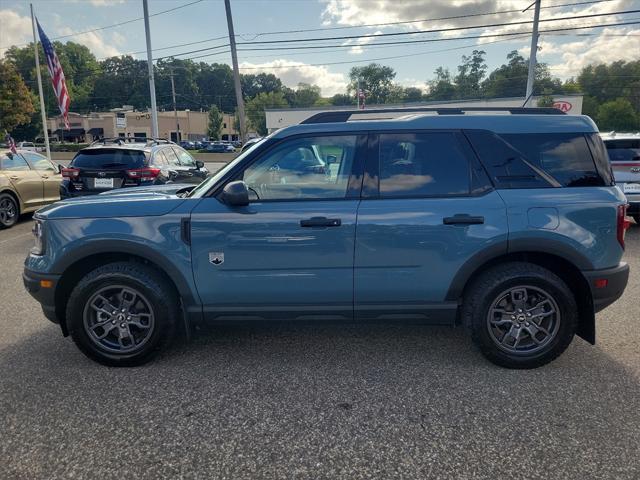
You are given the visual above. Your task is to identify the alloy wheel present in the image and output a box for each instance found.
[0,197,17,225]
[83,285,155,354]
[487,285,561,354]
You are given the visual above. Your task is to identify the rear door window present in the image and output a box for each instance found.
[378,132,471,197]
[22,152,56,171]
[502,133,604,187]
[163,148,181,167]
[72,149,146,169]
[172,147,196,167]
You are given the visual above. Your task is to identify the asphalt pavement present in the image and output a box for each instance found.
[1,217,639,479]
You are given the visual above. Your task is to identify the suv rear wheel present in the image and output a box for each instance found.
[66,262,178,366]
[462,262,577,369]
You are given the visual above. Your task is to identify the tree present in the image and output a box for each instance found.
[348,63,396,104]
[330,93,355,106]
[241,73,284,99]
[455,50,486,99]
[207,105,223,140]
[291,83,321,107]
[536,94,555,108]
[245,91,288,136]
[596,98,639,131]
[426,67,456,100]
[404,87,423,103]
[0,59,35,133]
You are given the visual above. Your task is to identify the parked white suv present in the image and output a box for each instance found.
[601,132,640,224]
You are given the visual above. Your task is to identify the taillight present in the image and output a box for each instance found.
[61,167,80,178]
[126,168,161,179]
[617,204,631,249]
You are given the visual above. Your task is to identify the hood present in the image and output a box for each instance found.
[35,190,188,220]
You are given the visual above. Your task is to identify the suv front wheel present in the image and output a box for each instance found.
[66,262,178,366]
[462,262,578,369]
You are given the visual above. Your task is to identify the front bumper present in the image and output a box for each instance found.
[23,268,61,326]
[583,262,630,312]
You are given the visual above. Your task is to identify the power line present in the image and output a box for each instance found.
[235,19,640,52]
[235,8,640,46]
[1,0,206,49]
[238,0,617,39]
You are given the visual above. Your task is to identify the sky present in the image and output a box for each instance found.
[0,0,639,96]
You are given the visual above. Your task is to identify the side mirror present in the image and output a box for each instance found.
[221,180,249,207]
[195,160,205,169]
[325,154,337,164]
[56,163,64,174]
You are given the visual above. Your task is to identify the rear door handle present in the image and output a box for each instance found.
[443,214,485,225]
[300,217,341,227]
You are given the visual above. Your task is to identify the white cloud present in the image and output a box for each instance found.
[0,9,33,56]
[56,27,122,58]
[342,30,382,54]
[543,28,640,78]
[239,59,347,96]
[64,0,126,6]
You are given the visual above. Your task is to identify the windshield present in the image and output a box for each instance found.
[187,137,267,198]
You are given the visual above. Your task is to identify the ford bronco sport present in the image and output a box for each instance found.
[23,107,630,368]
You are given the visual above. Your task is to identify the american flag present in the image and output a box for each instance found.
[36,18,70,130]
[4,133,17,154]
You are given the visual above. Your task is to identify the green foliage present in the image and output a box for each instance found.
[207,105,223,140]
[455,50,486,99]
[291,83,321,107]
[348,63,397,104]
[536,94,555,108]
[596,98,639,131]
[330,93,355,106]
[245,91,288,136]
[0,59,35,133]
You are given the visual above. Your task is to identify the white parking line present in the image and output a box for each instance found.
[0,232,32,245]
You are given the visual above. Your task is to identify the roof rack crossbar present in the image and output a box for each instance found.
[300,107,565,124]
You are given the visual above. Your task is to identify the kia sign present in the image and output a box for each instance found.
[553,101,572,113]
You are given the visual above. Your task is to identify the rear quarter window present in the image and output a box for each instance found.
[503,133,606,187]
[71,149,147,169]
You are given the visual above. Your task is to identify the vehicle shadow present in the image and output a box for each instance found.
[1,318,639,479]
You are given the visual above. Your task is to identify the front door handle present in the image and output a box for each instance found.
[300,216,341,227]
[443,214,485,225]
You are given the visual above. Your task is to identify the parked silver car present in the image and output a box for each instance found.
[601,132,640,224]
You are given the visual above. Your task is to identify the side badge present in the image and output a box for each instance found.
[209,252,224,265]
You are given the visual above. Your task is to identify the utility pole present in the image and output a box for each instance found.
[170,70,180,142]
[524,0,541,107]
[30,4,50,160]
[142,0,159,137]
[224,0,247,143]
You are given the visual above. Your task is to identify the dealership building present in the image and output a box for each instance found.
[46,106,246,143]
[265,95,584,133]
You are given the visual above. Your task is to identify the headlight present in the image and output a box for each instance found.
[31,219,45,255]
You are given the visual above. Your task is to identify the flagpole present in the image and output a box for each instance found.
[30,4,51,160]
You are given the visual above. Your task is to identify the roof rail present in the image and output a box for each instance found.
[300,106,565,124]
[89,137,174,146]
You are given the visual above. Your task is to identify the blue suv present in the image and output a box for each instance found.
[23,107,630,368]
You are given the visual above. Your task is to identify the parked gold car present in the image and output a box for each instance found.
[0,149,62,228]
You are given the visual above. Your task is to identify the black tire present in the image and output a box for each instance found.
[0,192,19,229]
[462,262,577,369]
[66,262,178,367]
